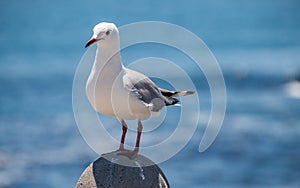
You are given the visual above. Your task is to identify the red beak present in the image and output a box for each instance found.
[85,38,97,48]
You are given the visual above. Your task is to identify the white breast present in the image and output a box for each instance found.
[86,67,153,120]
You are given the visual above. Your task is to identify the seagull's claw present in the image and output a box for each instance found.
[117,149,139,160]
[117,145,125,152]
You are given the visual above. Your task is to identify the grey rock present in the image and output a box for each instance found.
[76,151,169,188]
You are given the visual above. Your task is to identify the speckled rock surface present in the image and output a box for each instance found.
[76,151,169,188]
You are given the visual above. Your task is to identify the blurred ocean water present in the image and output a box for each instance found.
[0,0,300,187]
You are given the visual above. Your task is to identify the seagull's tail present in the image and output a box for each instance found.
[170,90,195,97]
[159,88,195,98]
[159,88,195,106]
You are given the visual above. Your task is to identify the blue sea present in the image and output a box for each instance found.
[1,0,300,187]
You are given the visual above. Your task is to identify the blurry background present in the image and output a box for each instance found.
[1,0,300,187]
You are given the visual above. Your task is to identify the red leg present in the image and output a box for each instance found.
[134,120,143,152]
[117,120,143,159]
[119,120,127,151]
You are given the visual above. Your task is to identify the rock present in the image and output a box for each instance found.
[76,151,169,188]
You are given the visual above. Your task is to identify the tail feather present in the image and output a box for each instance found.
[159,88,195,97]
[159,88,195,106]
[171,90,195,97]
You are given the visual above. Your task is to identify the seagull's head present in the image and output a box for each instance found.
[85,22,119,48]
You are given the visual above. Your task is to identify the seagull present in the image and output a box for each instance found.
[85,22,195,158]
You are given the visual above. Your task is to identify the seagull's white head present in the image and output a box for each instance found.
[85,22,119,48]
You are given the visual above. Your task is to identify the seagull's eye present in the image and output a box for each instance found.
[106,30,110,36]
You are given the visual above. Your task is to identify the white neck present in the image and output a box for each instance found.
[93,40,123,74]
[86,39,124,108]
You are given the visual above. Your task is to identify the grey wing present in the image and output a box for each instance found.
[123,69,178,112]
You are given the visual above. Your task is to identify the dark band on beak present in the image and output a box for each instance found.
[85,38,97,48]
